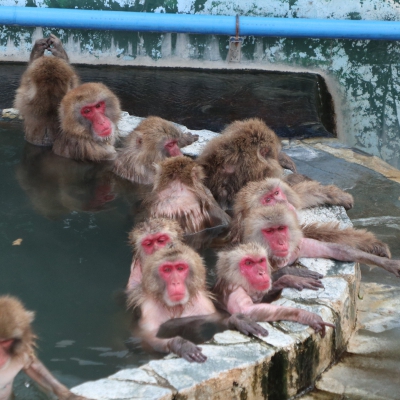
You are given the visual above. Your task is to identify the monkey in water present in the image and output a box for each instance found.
[127,243,268,362]
[0,295,87,400]
[212,243,334,336]
[14,34,80,147]
[196,118,284,209]
[126,217,184,290]
[53,82,122,162]
[144,156,230,233]
[242,204,400,277]
[230,177,389,258]
[113,116,198,185]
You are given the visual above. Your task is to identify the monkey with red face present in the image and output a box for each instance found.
[0,295,87,400]
[113,116,198,185]
[14,34,80,146]
[231,177,389,258]
[213,243,334,336]
[127,243,268,362]
[126,218,184,289]
[241,204,400,277]
[53,82,121,162]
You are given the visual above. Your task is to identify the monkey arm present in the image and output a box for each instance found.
[226,287,334,337]
[299,238,400,277]
[272,267,323,281]
[24,357,88,399]
[48,34,69,62]
[29,38,48,63]
[278,152,297,173]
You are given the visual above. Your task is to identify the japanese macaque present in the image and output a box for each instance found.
[213,243,334,336]
[52,83,121,162]
[127,217,184,289]
[196,118,284,209]
[0,295,86,400]
[230,178,389,258]
[127,244,267,362]
[242,204,400,277]
[14,35,80,146]
[144,156,230,233]
[113,116,198,184]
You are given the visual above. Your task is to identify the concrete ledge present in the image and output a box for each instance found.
[66,115,360,400]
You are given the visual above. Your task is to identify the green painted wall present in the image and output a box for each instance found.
[1,0,400,168]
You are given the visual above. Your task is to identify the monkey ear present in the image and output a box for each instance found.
[153,162,162,175]
[191,164,205,181]
[135,132,143,147]
[26,311,35,323]
[222,164,235,174]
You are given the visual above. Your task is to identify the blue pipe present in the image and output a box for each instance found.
[1,6,400,40]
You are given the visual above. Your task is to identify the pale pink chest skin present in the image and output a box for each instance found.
[127,258,142,290]
[0,355,29,400]
[139,291,216,334]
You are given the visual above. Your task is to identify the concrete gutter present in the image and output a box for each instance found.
[1,6,400,40]
[57,112,360,400]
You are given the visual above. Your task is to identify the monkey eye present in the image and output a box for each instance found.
[157,235,167,243]
[265,197,271,202]
[142,240,152,247]
[162,266,172,273]
[244,259,253,266]
[259,258,266,263]
[277,226,285,231]
[176,264,186,271]
[274,191,279,195]
[264,228,274,233]
[82,108,91,114]
[95,102,102,108]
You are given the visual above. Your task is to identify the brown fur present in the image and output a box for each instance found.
[127,243,208,309]
[145,156,231,233]
[302,222,391,258]
[241,204,303,269]
[196,118,283,209]
[53,82,121,162]
[0,296,36,360]
[113,116,197,184]
[213,243,271,302]
[129,217,184,258]
[14,48,79,146]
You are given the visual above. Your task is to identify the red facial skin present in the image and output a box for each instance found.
[262,226,290,258]
[0,339,14,368]
[141,233,171,256]
[80,101,112,137]
[240,256,271,291]
[159,261,189,302]
[261,188,287,206]
[165,140,182,157]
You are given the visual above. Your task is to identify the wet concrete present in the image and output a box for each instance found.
[286,141,400,400]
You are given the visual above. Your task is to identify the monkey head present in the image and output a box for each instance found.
[142,244,206,307]
[60,82,121,142]
[216,243,272,296]
[132,116,183,159]
[0,296,36,366]
[234,178,301,214]
[129,217,184,257]
[243,204,303,268]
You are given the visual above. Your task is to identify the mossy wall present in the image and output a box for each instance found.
[1,0,400,168]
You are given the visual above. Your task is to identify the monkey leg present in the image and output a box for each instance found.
[302,222,391,258]
[293,180,354,210]
[178,132,199,147]
[278,152,297,173]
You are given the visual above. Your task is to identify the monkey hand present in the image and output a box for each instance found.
[382,259,400,277]
[47,34,69,61]
[298,310,335,338]
[227,313,269,337]
[32,38,49,57]
[169,337,207,363]
[58,389,91,400]
[275,275,324,291]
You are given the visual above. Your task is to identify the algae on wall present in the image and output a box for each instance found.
[1,0,400,168]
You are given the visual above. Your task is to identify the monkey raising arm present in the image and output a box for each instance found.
[296,238,400,277]
[225,286,334,337]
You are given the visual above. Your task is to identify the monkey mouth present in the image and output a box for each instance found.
[98,127,112,137]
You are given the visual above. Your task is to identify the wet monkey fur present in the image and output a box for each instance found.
[213,243,334,336]
[145,156,230,233]
[14,34,80,146]
[127,244,267,362]
[242,204,400,277]
[231,177,389,258]
[126,217,184,289]
[113,116,199,184]
[0,295,86,400]
[197,118,284,209]
[53,82,122,162]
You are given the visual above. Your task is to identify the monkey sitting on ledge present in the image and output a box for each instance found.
[242,204,400,277]
[127,243,268,362]
[0,295,87,400]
